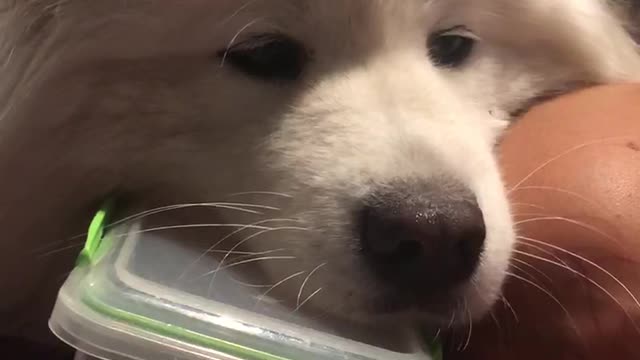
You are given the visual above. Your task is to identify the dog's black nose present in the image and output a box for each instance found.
[359,182,486,294]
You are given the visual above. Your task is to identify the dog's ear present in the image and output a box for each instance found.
[470,0,640,83]
[507,0,640,82]
[609,0,640,43]
[558,0,640,82]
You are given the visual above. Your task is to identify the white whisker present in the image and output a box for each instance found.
[515,216,621,245]
[117,202,279,224]
[228,191,293,198]
[488,310,502,333]
[509,136,633,192]
[208,226,308,296]
[36,242,84,257]
[198,255,296,278]
[512,212,550,218]
[506,271,578,334]
[447,309,457,329]
[218,0,263,27]
[517,237,640,333]
[294,287,323,313]
[512,257,553,283]
[122,223,274,237]
[500,295,519,323]
[63,202,281,244]
[471,280,503,333]
[518,241,572,269]
[519,236,640,309]
[228,276,275,289]
[220,18,267,68]
[510,202,545,211]
[177,218,303,281]
[463,299,473,351]
[511,185,600,208]
[206,248,286,256]
[296,262,327,307]
[254,271,306,309]
[510,262,543,284]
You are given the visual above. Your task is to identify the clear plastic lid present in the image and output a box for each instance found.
[49,206,437,360]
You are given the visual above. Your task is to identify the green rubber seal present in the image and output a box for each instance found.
[76,199,115,267]
[429,340,443,360]
[83,293,289,360]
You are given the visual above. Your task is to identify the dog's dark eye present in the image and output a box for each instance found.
[218,34,308,82]
[428,28,476,68]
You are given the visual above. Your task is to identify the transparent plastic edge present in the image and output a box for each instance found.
[52,219,432,360]
[50,271,243,360]
[112,225,429,360]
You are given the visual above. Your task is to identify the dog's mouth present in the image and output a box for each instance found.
[364,282,468,321]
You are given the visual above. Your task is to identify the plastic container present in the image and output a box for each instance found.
[49,206,437,360]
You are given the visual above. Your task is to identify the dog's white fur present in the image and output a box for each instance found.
[1,0,639,348]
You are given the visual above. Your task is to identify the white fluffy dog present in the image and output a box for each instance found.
[0,0,639,352]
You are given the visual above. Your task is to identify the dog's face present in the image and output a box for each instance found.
[4,0,640,339]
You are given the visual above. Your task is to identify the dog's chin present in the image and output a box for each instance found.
[314,282,493,330]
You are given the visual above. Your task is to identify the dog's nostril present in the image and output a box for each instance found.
[390,241,423,263]
[458,224,486,266]
[359,189,486,293]
[360,207,427,263]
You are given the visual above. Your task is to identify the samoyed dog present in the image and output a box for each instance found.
[0,0,638,352]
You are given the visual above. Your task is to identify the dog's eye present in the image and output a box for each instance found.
[218,34,308,82]
[428,27,476,68]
